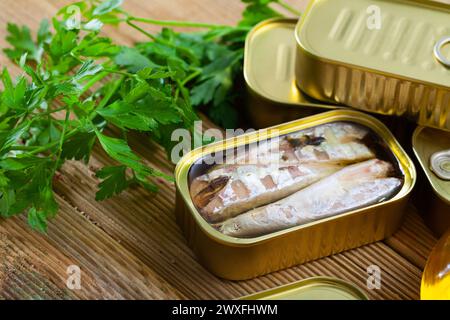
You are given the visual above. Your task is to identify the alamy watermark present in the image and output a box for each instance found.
[170,121,281,166]
[66,265,81,290]
[366,5,382,30]
[367,265,382,290]
[65,5,82,30]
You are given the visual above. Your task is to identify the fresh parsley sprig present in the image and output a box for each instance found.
[0,0,299,232]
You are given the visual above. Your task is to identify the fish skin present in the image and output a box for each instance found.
[190,163,343,223]
[227,122,374,166]
[219,159,402,238]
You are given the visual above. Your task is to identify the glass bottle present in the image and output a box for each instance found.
[421,228,450,300]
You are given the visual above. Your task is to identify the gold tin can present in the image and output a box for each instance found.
[244,18,339,129]
[175,110,416,280]
[240,276,368,300]
[412,126,450,237]
[295,0,450,131]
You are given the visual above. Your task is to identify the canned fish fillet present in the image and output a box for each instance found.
[295,0,450,131]
[175,110,416,280]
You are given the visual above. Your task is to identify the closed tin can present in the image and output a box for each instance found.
[412,126,450,237]
[295,0,450,131]
[240,276,368,300]
[175,110,416,280]
[244,18,339,128]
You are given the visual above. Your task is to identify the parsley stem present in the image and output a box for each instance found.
[102,68,135,78]
[81,71,109,95]
[126,20,201,65]
[10,145,39,151]
[58,111,70,151]
[39,106,67,116]
[26,129,79,156]
[276,0,302,16]
[126,20,157,41]
[97,76,124,110]
[52,110,70,173]
[181,70,202,86]
[127,17,250,30]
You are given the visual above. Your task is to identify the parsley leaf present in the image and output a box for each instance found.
[61,131,96,163]
[0,156,57,232]
[114,47,156,72]
[4,23,38,61]
[239,1,282,27]
[95,165,130,200]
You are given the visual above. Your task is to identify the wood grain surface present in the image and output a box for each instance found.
[0,0,443,300]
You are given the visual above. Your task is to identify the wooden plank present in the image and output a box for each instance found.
[0,196,184,299]
[0,0,442,300]
[385,205,437,269]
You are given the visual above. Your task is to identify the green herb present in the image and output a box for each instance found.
[0,0,299,232]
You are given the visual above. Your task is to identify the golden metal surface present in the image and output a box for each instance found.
[240,277,368,300]
[413,126,450,236]
[175,110,416,280]
[244,18,339,128]
[295,0,450,131]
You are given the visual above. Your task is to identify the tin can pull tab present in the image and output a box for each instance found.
[430,149,450,181]
[434,36,450,68]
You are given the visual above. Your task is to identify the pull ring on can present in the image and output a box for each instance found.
[434,36,450,68]
[430,149,450,181]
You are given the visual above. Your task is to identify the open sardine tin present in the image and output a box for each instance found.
[175,110,416,280]
[295,0,450,131]
[413,126,450,237]
[243,18,339,128]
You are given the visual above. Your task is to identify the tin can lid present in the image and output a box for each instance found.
[412,126,450,203]
[244,18,337,108]
[295,0,450,88]
[240,277,368,300]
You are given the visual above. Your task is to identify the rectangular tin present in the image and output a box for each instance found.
[244,18,339,128]
[175,110,416,280]
[295,0,450,131]
[412,126,450,237]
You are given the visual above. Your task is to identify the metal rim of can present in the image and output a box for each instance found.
[175,110,417,246]
[434,36,450,68]
[430,149,450,181]
[239,276,369,300]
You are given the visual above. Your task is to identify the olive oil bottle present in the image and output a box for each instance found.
[421,229,450,300]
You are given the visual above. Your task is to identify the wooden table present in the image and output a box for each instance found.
[0,0,442,300]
